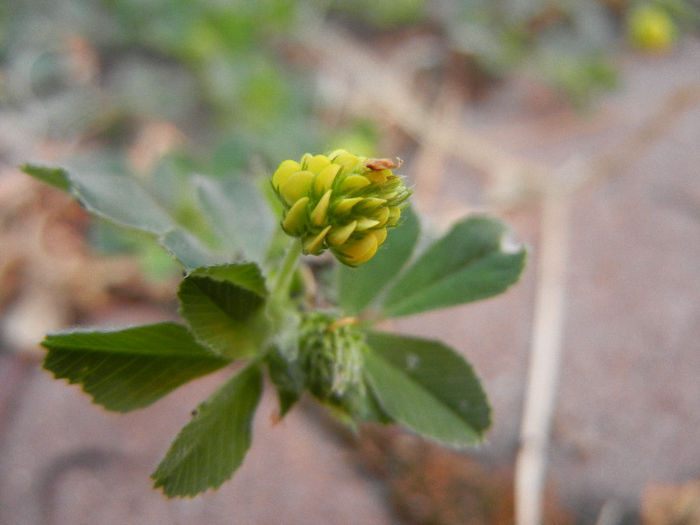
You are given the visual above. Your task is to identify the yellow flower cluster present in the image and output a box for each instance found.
[272,150,410,265]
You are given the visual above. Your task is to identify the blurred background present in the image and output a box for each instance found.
[1,1,699,524]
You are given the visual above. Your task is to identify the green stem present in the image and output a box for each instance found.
[273,239,302,298]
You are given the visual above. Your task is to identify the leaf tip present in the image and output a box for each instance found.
[20,163,72,192]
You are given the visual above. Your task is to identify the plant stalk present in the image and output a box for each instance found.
[515,187,570,525]
[273,240,302,298]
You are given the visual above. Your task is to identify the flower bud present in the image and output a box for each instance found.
[297,312,366,408]
[271,150,411,265]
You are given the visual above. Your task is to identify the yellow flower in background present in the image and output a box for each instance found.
[627,4,677,53]
[271,150,411,265]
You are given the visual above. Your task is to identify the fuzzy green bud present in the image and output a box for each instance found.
[298,312,366,407]
[271,150,411,265]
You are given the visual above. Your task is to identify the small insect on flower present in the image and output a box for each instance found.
[271,150,411,266]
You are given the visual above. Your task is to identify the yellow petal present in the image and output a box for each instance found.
[372,206,390,227]
[366,197,387,206]
[356,197,386,211]
[355,218,380,231]
[313,164,341,194]
[280,170,314,205]
[334,197,363,215]
[303,225,332,254]
[272,160,301,189]
[327,149,348,161]
[306,154,331,174]
[300,153,313,167]
[331,151,361,172]
[327,220,357,246]
[338,233,378,265]
[282,196,309,235]
[310,190,332,226]
[372,227,387,245]
[340,174,371,193]
[365,169,391,184]
[387,206,402,226]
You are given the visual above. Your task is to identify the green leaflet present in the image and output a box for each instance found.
[152,363,263,497]
[159,227,223,269]
[59,168,175,233]
[21,163,223,269]
[178,263,269,359]
[381,215,526,317]
[195,174,275,263]
[364,331,490,447]
[42,322,230,412]
[337,206,420,315]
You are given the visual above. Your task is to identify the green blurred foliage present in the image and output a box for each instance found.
[5,0,699,165]
[435,1,618,103]
[2,0,333,164]
[327,0,429,27]
[328,0,698,104]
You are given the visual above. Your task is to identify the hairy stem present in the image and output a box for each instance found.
[273,240,302,298]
